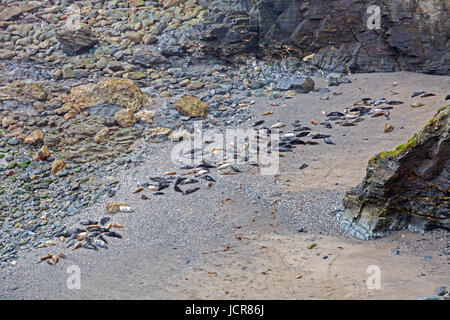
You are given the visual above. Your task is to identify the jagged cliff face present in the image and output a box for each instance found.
[339,106,450,240]
[199,0,449,74]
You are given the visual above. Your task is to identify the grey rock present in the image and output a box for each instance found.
[341,106,450,239]
[435,286,448,296]
[276,76,314,93]
[327,73,341,87]
[7,137,20,146]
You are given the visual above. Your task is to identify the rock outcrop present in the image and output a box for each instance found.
[196,0,449,74]
[3,0,448,74]
[340,106,450,240]
[195,9,259,58]
[57,78,153,119]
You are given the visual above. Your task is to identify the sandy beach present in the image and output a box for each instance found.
[1,71,448,300]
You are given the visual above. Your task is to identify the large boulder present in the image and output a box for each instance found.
[174,96,209,117]
[57,78,153,119]
[276,76,314,93]
[340,105,450,240]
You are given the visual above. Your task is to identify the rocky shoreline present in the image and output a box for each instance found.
[0,0,448,300]
[0,0,319,265]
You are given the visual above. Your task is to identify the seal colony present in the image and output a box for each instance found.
[37,216,124,265]
[35,90,427,264]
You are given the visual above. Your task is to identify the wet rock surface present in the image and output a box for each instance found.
[340,106,450,239]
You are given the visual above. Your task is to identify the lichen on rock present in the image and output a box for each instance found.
[340,105,450,239]
[57,78,153,120]
[174,96,209,117]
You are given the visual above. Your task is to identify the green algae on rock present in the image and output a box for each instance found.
[340,105,450,240]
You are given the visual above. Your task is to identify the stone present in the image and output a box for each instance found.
[129,0,145,7]
[131,51,169,67]
[20,2,41,13]
[93,128,110,144]
[29,82,50,101]
[62,67,75,79]
[135,110,156,124]
[149,127,173,137]
[24,130,44,145]
[2,116,15,128]
[187,81,205,91]
[85,104,122,118]
[0,6,22,21]
[307,243,317,249]
[340,105,450,239]
[276,76,315,93]
[125,31,143,44]
[33,145,50,161]
[174,96,208,117]
[58,78,152,118]
[56,25,98,56]
[0,49,16,60]
[285,90,296,98]
[50,160,65,174]
[53,70,63,80]
[114,108,136,128]
[436,286,448,296]
[44,135,61,147]
[124,72,147,80]
[96,57,109,69]
[327,73,341,87]
[170,129,192,142]
[7,137,20,145]
[106,61,123,72]
[143,34,158,45]
[179,79,191,87]
[163,0,182,9]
